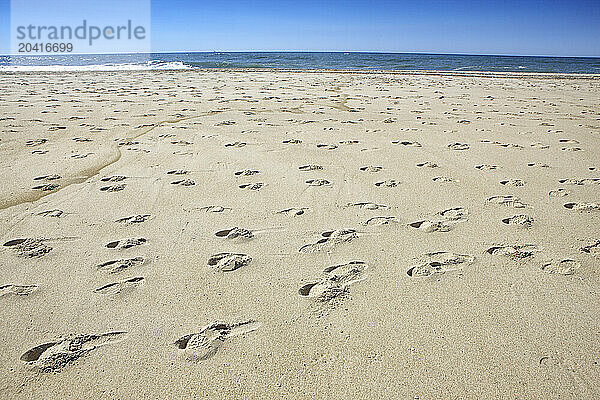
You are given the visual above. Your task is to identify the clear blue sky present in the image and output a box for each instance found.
[1,0,599,56]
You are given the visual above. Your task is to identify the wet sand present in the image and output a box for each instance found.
[0,70,599,399]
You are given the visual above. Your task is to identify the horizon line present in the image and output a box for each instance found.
[1,50,600,58]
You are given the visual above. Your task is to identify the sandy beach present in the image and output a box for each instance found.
[0,70,599,399]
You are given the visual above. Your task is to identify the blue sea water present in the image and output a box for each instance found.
[1,52,599,73]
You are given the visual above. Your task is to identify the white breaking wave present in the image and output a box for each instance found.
[0,61,192,72]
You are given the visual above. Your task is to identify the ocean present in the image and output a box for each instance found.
[1,52,599,73]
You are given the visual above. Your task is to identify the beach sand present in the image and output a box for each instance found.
[0,70,599,399]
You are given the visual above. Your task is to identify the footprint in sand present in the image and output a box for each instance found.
[316,143,338,150]
[486,244,539,260]
[486,195,528,208]
[174,320,260,361]
[359,166,383,173]
[100,184,126,192]
[409,207,468,233]
[283,139,302,144]
[96,257,145,274]
[20,331,127,373]
[489,141,523,149]
[94,277,144,294]
[32,184,60,191]
[37,209,63,218]
[549,188,569,197]
[447,142,470,150]
[25,138,48,147]
[3,238,52,258]
[563,202,600,211]
[118,140,139,147]
[438,207,469,221]
[407,251,475,278]
[167,170,189,175]
[197,206,231,213]
[207,253,251,272]
[299,164,323,171]
[71,153,94,159]
[277,207,308,216]
[475,164,498,171]
[33,174,61,181]
[224,141,246,148]
[527,162,550,168]
[502,214,534,228]
[432,176,458,183]
[299,229,357,253]
[215,227,254,240]
[306,179,331,186]
[558,178,600,186]
[500,179,526,187]
[392,141,422,147]
[375,179,401,187]
[105,238,147,249]
[559,139,579,144]
[347,202,388,210]
[364,216,398,226]
[234,169,259,176]
[299,261,368,313]
[0,284,38,297]
[541,259,580,275]
[580,240,600,255]
[116,214,151,224]
[100,175,127,182]
[239,182,264,191]
[416,161,439,168]
[531,142,550,149]
[171,179,195,186]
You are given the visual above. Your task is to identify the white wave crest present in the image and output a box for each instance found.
[0,61,192,72]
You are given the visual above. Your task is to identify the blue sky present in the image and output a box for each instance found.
[1,0,599,56]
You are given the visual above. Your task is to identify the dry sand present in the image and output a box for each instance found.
[0,70,599,399]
